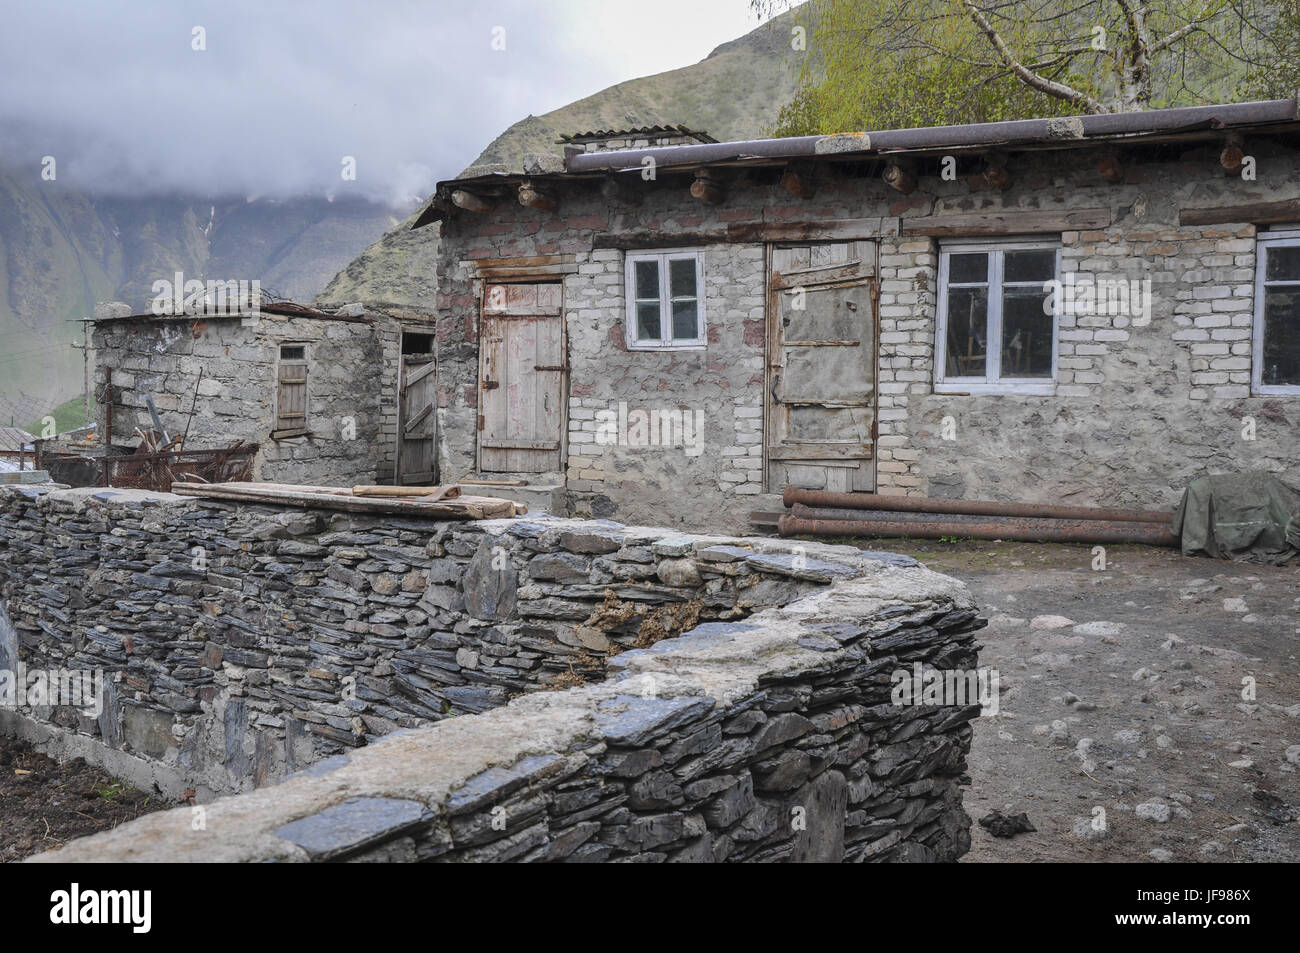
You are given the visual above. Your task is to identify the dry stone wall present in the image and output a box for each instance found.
[2,484,984,862]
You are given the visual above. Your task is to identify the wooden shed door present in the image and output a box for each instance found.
[766,241,878,493]
[479,282,565,473]
[397,350,436,484]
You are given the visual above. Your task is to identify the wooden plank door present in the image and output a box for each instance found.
[766,241,878,493]
[479,282,565,473]
[397,352,436,484]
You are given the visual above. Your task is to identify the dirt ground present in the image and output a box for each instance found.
[0,735,167,862]
[865,538,1300,863]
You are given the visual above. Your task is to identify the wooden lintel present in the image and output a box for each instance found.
[901,207,1112,237]
[1180,198,1300,227]
[451,190,495,214]
[690,169,725,205]
[883,160,917,195]
[1094,150,1124,184]
[518,183,557,212]
[780,163,816,199]
[593,218,891,249]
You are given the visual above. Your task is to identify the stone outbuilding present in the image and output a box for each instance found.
[89,301,440,487]
[413,102,1300,531]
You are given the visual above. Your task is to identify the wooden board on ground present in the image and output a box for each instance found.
[169,481,524,519]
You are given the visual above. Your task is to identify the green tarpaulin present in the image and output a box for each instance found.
[1173,471,1300,564]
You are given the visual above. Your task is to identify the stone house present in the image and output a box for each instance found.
[416,99,1300,531]
[89,301,439,487]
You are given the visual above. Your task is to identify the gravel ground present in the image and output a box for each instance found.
[861,538,1300,863]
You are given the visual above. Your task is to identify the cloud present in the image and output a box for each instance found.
[0,0,762,206]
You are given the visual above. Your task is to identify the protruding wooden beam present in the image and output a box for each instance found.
[983,152,1012,191]
[1094,150,1124,184]
[451,190,494,214]
[780,162,817,199]
[882,160,916,195]
[1220,133,1246,175]
[690,169,725,205]
[518,182,557,212]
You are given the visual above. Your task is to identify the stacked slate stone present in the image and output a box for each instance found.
[0,485,928,797]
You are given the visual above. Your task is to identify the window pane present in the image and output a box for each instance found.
[1004,249,1056,283]
[1262,287,1300,385]
[1002,288,1054,378]
[634,259,660,301]
[671,300,699,341]
[944,287,988,377]
[669,258,697,298]
[280,345,305,361]
[636,302,661,341]
[1266,245,1300,282]
[948,253,988,284]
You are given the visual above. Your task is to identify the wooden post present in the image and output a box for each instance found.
[690,169,725,205]
[1094,150,1124,184]
[983,152,1013,191]
[451,190,495,214]
[1220,134,1246,175]
[882,160,916,195]
[518,182,557,212]
[780,163,816,199]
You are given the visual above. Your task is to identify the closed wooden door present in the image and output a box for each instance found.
[766,241,878,493]
[397,352,436,484]
[479,282,565,473]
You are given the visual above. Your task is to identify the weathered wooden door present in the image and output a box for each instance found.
[397,351,436,484]
[766,241,878,492]
[479,282,565,473]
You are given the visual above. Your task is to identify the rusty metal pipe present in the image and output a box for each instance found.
[782,487,1171,525]
[778,514,1179,547]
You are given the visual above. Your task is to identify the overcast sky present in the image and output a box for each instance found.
[0,0,770,207]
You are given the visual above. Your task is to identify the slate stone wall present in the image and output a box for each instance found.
[4,485,984,862]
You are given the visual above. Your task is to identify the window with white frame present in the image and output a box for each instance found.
[625,250,706,348]
[1253,232,1300,394]
[936,241,1059,393]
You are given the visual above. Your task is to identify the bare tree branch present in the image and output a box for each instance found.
[960,0,1107,112]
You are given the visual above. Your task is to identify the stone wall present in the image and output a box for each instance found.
[91,306,433,488]
[2,484,984,862]
[434,139,1300,527]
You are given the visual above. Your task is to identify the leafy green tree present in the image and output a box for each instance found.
[755,0,1282,136]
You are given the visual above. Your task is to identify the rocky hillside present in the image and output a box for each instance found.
[0,167,407,422]
[318,12,802,308]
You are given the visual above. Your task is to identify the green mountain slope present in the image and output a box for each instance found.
[319,12,802,308]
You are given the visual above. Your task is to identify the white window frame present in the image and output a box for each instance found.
[624,249,707,350]
[1252,229,1300,395]
[935,239,1061,395]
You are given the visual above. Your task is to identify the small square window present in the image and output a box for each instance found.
[936,242,1059,394]
[625,251,706,348]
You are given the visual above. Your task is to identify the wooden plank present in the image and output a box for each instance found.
[404,360,435,385]
[901,208,1112,237]
[1179,198,1300,226]
[728,219,888,243]
[768,444,873,460]
[170,482,518,519]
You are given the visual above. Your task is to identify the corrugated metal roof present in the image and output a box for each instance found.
[556,124,717,144]
[0,426,36,451]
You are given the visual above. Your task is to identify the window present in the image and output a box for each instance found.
[625,250,706,348]
[1253,232,1300,394]
[936,241,1059,394]
[274,343,309,437]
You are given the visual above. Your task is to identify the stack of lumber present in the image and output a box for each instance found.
[770,488,1178,547]
[169,482,526,519]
